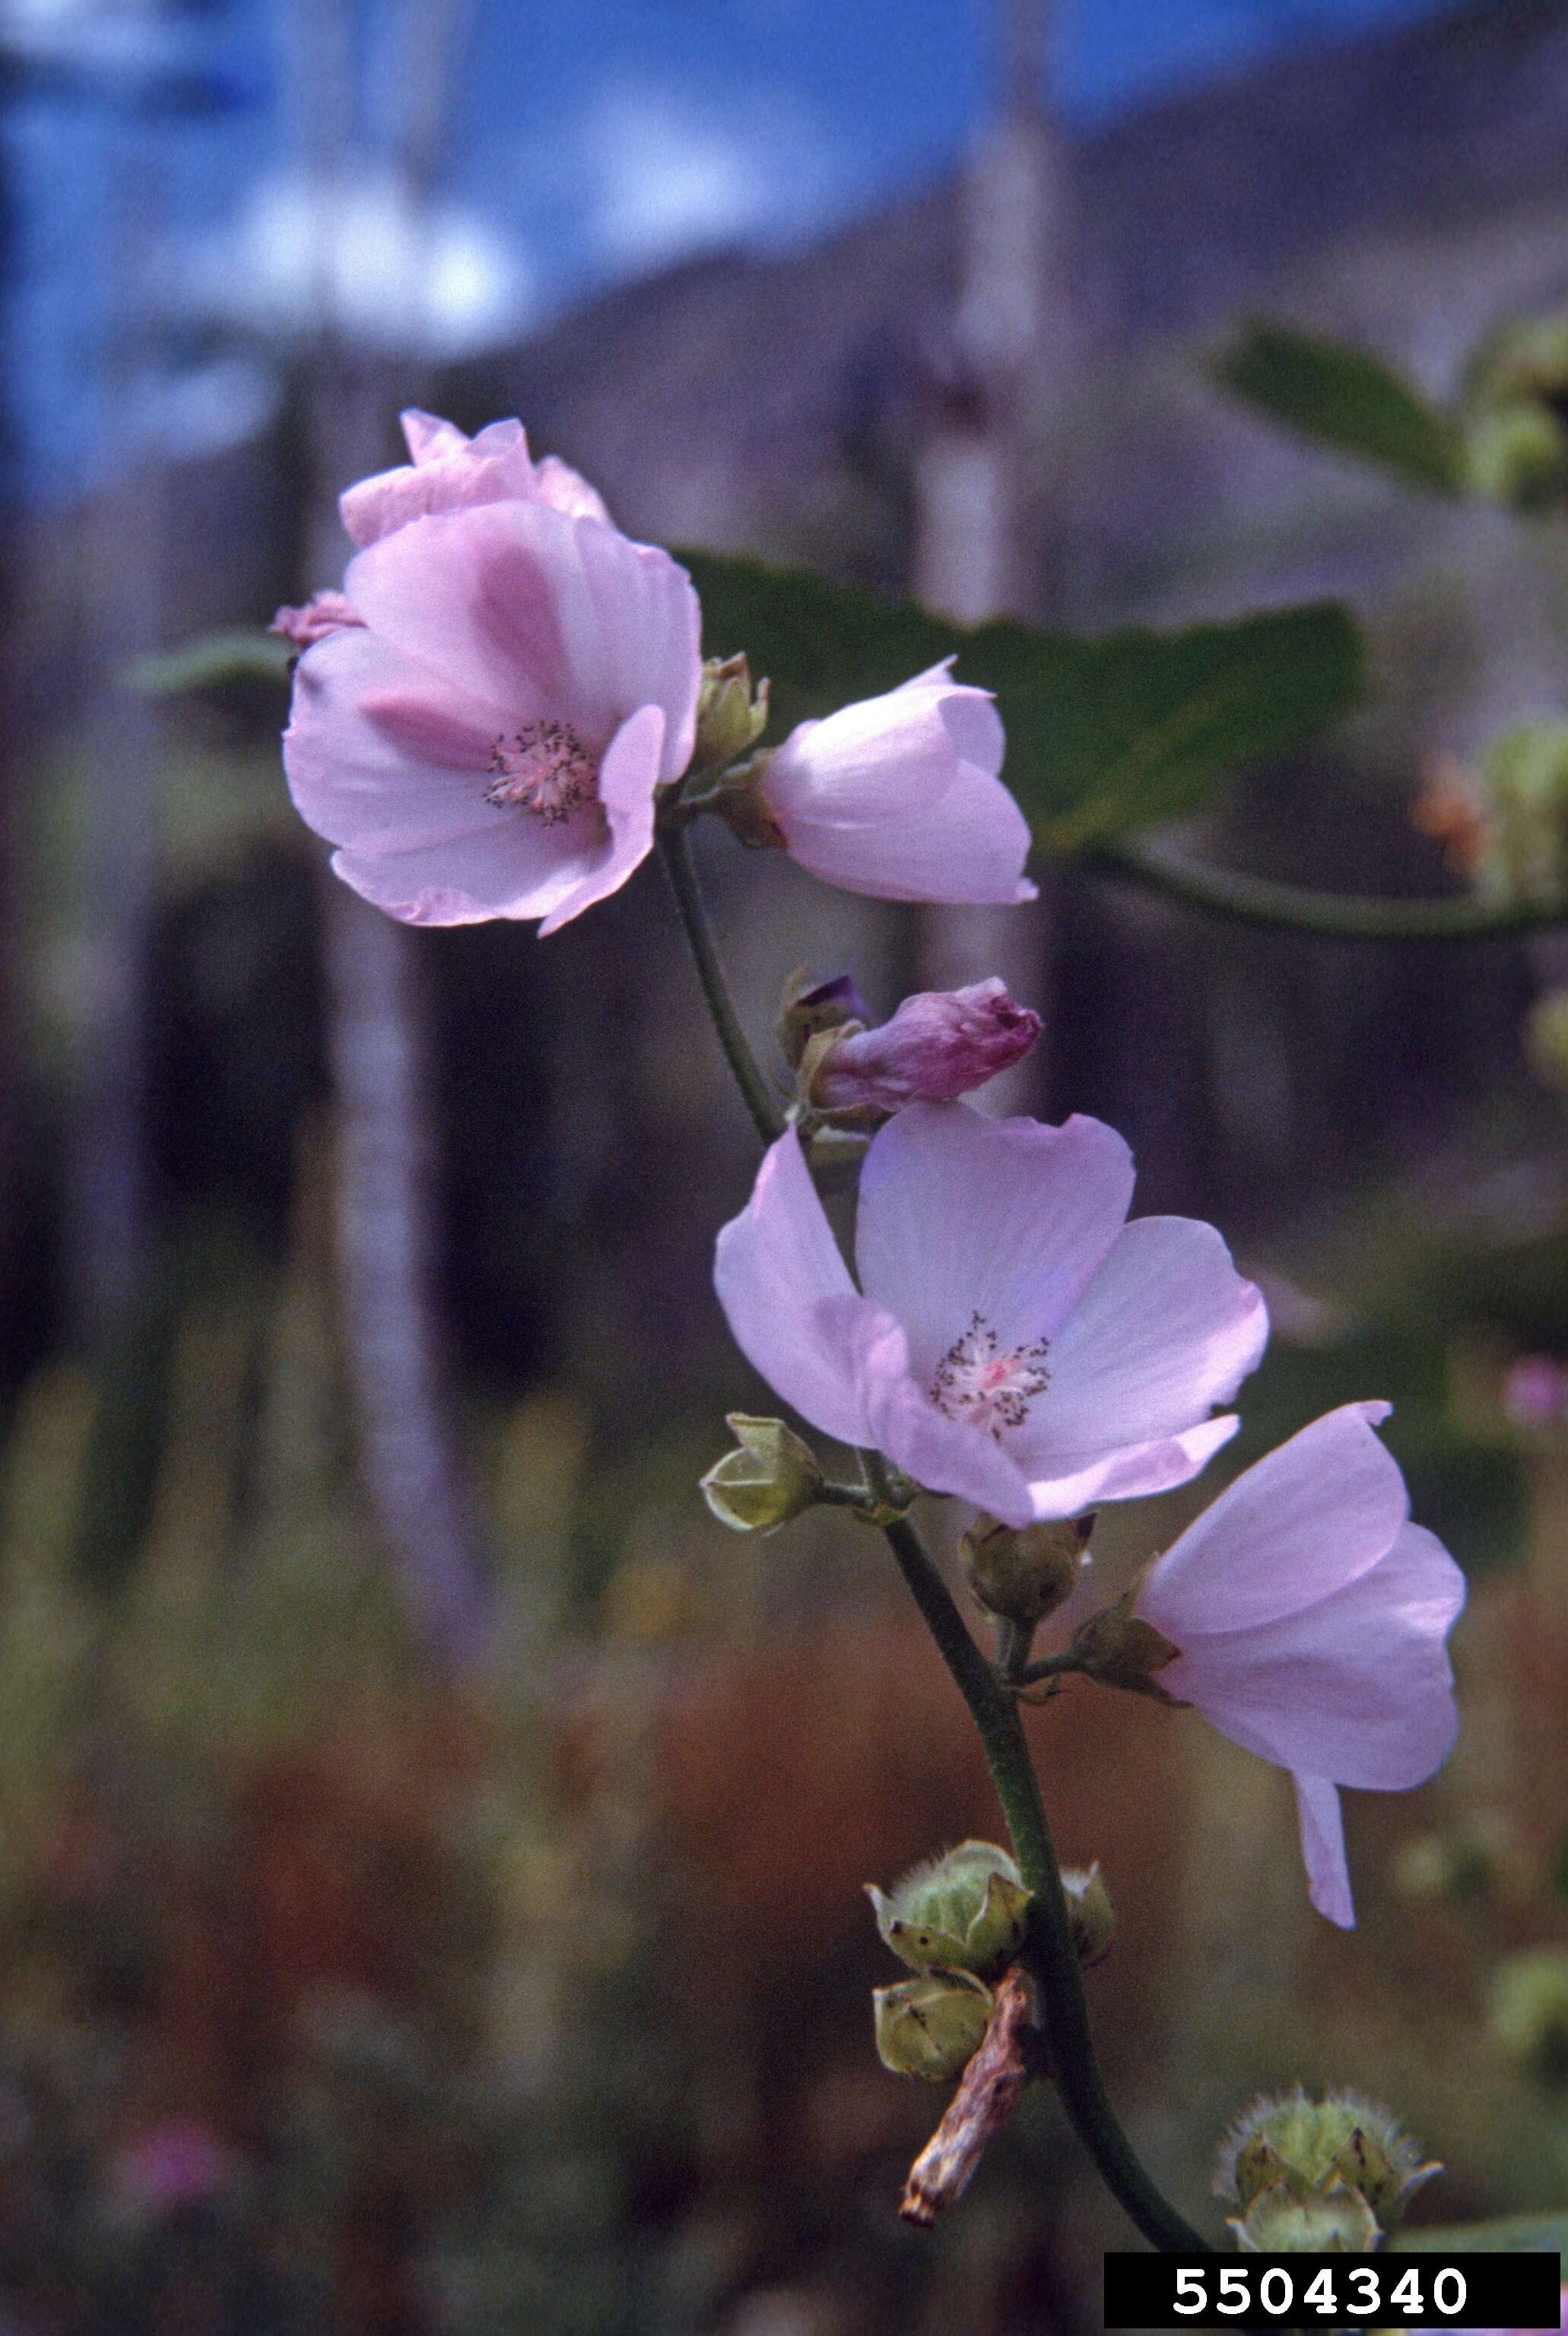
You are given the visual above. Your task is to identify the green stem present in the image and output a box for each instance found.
[659,841,1208,2250]
[865,1462,1211,2254]
[1093,831,1568,943]
[656,821,786,1144]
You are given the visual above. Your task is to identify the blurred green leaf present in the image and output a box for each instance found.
[124,630,291,696]
[679,549,1363,852]
[1214,319,1462,494]
[1395,2214,1568,2264]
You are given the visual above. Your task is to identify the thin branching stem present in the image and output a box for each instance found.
[659,841,1209,2251]
[656,820,786,1144]
[1093,832,1568,942]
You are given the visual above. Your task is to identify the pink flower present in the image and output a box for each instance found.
[1133,1404,1465,1928]
[757,662,1036,904]
[713,1100,1267,1526]
[340,408,611,548]
[1503,1354,1568,1427]
[811,979,1042,1112]
[271,589,363,649]
[110,2118,240,2219]
[283,497,702,931]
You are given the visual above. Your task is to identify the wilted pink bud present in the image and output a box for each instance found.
[271,590,363,649]
[340,408,610,548]
[811,979,1041,1112]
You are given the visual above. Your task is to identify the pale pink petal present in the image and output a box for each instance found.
[1012,1215,1267,1470]
[760,670,1034,905]
[1024,1414,1241,1519]
[1163,1522,1465,1788]
[402,408,472,462]
[537,704,665,935]
[573,522,702,779]
[855,1103,1135,1388]
[533,452,612,524]
[813,1294,1037,1527]
[713,1130,874,1449]
[284,624,516,856]
[1137,1403,1403,1638]
[330,813,594,926]
[1293,1774,1354,1928]
[343,501,602,729]
[341,414,538,546]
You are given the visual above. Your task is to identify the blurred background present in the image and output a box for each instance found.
[5,0,1568,2328]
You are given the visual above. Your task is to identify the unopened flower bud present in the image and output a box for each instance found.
[1230,2181,1381,2253]
[1215,2087,1439,2239]
[1489,1947,1568,2083]
[1478,722,1568,906]
[962,1511,1092,1630]
[1463,401,1568,513]
[874,1971,993,2082]
[700,1414,824,1534]
[868,1841,1030,1979]
[1066,1590,1182,1703]
[804,981,1042,1118]
[1062,1863,1116,1968]
[776,967,871,1071]
[691,652,770,774]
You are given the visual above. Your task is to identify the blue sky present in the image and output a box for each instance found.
[3,0,1452,492]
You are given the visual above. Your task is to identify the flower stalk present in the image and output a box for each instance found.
[666,854,1210,2250]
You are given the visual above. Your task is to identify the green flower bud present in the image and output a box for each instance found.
[1465,311,1568,411]
[700,1414,824,1534]
[691,652,770,773]
[1489,1946,1568,2084]
[1230,2181,1381,2253]
[868,1841,1030,1979]
[776,967,869,1071]
[1065,1590,1182,1703]
[1214,2087,1439,2234]
[1478,720,1568,906]
[1062,1863,1116,1969]
[1463,400,1568,513]
[962,1511,1093,1630]
[874,1970,993,2082]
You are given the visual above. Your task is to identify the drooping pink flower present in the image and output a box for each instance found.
[340,408,610,548]
[1133,1404,1465,1928]
[271,589,363,649]
[713,1100,1267,1526]
[1503,1353,1568,1427]
[283,498,702,931]
[811,979,1042,1112]
[757,662,1036,904]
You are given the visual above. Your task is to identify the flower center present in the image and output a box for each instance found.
[484,722,598,824]
[929,1311,1049,1439]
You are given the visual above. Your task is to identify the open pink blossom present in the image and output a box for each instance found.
[811,979,1042,1112]
[757,662,1036,904]
[283,497,701,931]
[340,408,610,548]
[1134,1404,1465,1928]
[713,1100,1266,1527]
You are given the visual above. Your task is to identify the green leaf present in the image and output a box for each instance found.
[1214,319,1463,494]
[123,630,292,696]
[1395,2214,1568,2265]
[678,548,1364,852]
